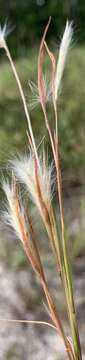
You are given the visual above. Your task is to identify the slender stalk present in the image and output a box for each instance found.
[0,318,58,330]
[42,279,75,360]
[54,104,82,360]
[49,207,62,275]
[0,317,74,359]
[4,42,39,166]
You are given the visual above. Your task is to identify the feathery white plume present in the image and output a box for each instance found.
[10,152,54,212]
[55,21,73,101]
[0,21,13,48]
[29,77,51,110]
[2,180,24,242]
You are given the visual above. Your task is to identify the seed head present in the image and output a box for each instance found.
[0,21,12,48]
[55,21,73,101]
[10,151,54,213]
[29,77,51,110]
[2,180,24,242]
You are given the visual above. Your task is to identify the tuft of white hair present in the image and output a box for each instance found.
[0,21,13,48]
[29,76,51,110]
[10,153,54,212]
[2,180,24,242]
[55,20,73,101]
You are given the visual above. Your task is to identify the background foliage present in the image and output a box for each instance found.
[0,0,85,185]
[0,0,85,56]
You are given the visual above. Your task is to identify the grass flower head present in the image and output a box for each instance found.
[55,20,73,101]
[0,21,12,48]
[10,151,54,213]
[2,179,25,243]
[29,77,51,110]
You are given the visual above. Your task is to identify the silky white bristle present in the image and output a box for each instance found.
[55,21,73,101]
[2,180,24,242]
[0,21,13,48]
[10,152,54,212]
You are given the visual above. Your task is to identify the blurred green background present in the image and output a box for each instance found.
[0,0,85,185]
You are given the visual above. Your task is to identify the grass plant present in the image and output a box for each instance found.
[0,19,83,360]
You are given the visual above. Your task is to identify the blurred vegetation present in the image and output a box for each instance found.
[0,0,85,183]
[0,0,85,56]
[0,45,85,186]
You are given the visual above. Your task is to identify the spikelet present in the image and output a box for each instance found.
[29,77,51,110]
[0,21,13,48]
[10,151,54,213]
[55,21,73,101]
[2,179,24,243]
